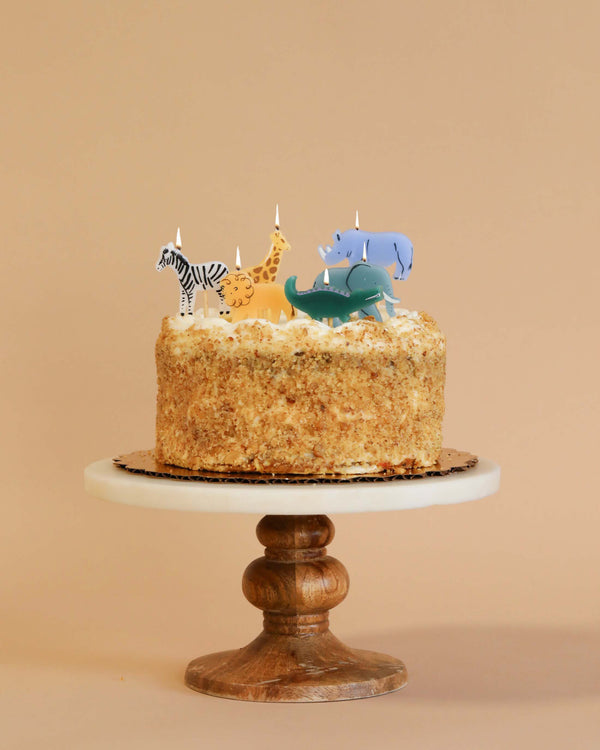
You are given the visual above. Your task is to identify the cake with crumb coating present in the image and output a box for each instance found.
[155,312,446,475]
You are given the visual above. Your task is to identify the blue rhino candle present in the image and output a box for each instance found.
[318,228,413,280]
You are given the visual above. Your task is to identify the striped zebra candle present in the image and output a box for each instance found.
[156,238,229,317]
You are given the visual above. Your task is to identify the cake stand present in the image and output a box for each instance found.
[84,457,500,702]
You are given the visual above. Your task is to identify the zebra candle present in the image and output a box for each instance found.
[176,228,207,317]
[156,233,229,317]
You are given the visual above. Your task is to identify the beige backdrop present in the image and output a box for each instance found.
[2,1,599,748]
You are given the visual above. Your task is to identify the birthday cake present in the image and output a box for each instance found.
[154,213,445,475]
[155,312,445,475]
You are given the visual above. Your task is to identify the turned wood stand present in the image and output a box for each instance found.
[84,458,500,702]
[186,514,405,701]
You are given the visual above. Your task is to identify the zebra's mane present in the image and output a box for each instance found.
[167,247,190,271]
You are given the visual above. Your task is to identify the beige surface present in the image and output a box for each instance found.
[1,1,599,747]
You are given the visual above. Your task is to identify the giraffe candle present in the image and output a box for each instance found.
[240,231,291,284]
[219,210,292,323]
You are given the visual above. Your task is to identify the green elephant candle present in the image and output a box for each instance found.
[284,275,385,325]
[313,262,400,322]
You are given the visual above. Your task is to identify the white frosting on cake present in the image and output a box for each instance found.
[166,308,443,356]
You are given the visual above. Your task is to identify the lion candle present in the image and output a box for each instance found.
[221,273,294,324]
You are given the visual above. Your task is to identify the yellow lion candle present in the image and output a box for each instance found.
[220,272,295,324]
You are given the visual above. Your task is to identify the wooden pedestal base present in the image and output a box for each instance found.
[185,515,407,702]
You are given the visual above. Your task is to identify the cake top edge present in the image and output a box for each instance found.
[161,309,445,353]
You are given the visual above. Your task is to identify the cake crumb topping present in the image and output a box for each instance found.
[156,309,446,475]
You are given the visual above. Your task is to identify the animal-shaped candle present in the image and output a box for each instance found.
[312,262,399,322]
[241,231,291,284]
[318,228,413,280]
[220,272,295,324]
[156,232,229,316]
[284,275,386,325]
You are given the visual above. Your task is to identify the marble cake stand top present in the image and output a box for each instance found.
[84,457,500,515]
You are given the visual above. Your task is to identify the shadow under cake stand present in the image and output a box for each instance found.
[84,455,500,702]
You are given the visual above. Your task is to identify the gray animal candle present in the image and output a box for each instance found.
[156,228,229,316]
[313,261,400,322]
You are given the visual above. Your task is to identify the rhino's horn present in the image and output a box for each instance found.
[383,291,401,304]
[317,245,327,261]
